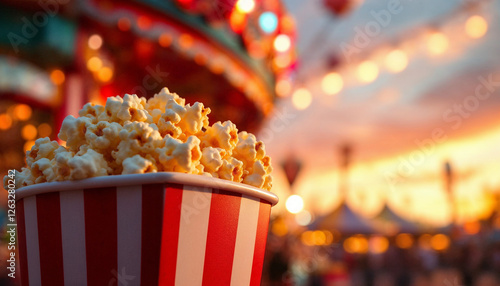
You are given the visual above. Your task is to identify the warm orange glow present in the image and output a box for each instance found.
[230,10,246,33]
[274,34,291,52]
[463,221,481,235]
[286,195,304,214]
[236,0,255,13]
[87,57,103,72]
[159,33,173,47]
[271,218,288,237]
[427,32,449,55]
[465,15,488,39]
[38,123,52,138]
[430,234,450,251]
[88,34,103,50]
[194,53,207,66]
[137,16,152,30]
[118,18,131,31]
[418,234,432,250]
[385,49,408,73]
[395,233,414,249]
[322,72,343,95]
[280,15,295,34]
[0,114,12,130]
[178,34,194,50]
[97,67,113,82]
[292,88,312,110]
[312,230,327,245]
[50,69,65,85]
[344,236,369,254]
[324,230,334,245]
[301,231,315,246]
[369,236,389,254]
[276,79,292,97]
[13,104,32,121]
[24,140,35,152]
[273,54,292,69]
[21,124,37,140]
[357,61,379,83]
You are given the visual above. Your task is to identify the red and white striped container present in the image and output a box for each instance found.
[15,173,278,286]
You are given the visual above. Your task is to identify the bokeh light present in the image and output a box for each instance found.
[427,32,449,55]
[292,88,312,110]
[418,234,432,250]
[13,104,32,121]
[0,113,12,130]
[21,124,37,140]
[118,18,131,31]
[274,34,291,52]
[88,34,103,50]
[321,72,343,95]
[430,234,450,251]
[465,15,488,39]
[395,233,414,249]
[463,221,481,235]
[50,69,65,85]
[271,217,288,237]
[369,236,389,254]
[285,194,304,214]
[38,123,52,138]
[357,61,379,83]
[159,33,173,47]
[236,0,255,13]
[259,12,278,34]
[385,49,408,73]
[344,235,369,254]
[97,67,113,82]
[276,79,292,97]
[178,34,194,50]
[230,10,246,33]
[24,140,35,152]
[87,57,103,72]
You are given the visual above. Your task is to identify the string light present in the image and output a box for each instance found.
[159,33,173,47]
[137,16,152,30]
[88,34,103,50]
[50,69,65,85]
[13,104,32,121]
[292,88,312,110]
[285,195,304,214]
[274,34,291,52]
[357,61,379,83]
[87,57,103,72]
[0,114,12,130]
[276,79,292,97]
[395,233,414,249]
[385,49,408,73]
[427,32,449,55]
[38,123,52,138]
[465,15,488,39]
[97,67,113,82]
[430,234,450,251]
[259,12,278,34]
[236,0,255,13]
[178,34,194,50]
[369,236,389,254]
[21,124,37,140]
[322,72,343,95]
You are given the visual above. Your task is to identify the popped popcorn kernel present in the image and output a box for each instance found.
[5,87,273,191]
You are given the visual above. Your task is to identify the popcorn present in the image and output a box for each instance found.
[5,87,273,191]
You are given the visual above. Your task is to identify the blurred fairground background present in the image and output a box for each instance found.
[0,0,499,285]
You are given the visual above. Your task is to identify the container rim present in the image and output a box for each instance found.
[15,172,279,205]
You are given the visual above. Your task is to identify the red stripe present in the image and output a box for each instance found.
[36,192,64,285]
[17,199,29,286]
[202,190,241,286]
[250,201,271,286]
[84,187,117,285]
[158,184,183,286]
[140,184,164,286]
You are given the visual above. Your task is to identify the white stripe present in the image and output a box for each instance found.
[117,185,142,285]
[230,196,261,286]
[24,196,41,285]
[60,190,87,286]
[175,186,212,286]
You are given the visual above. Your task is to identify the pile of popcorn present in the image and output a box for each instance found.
[6,88,272,191]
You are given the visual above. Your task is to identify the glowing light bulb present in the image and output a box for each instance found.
[292,88,312,110]
[259,12,278,34]
[286,195,304,214]
[385,49,408,73]
[321,72,343,95]
[274,34,291,52]
[357,61,379,83]
[50,69,65,85]
[275,79,292,97]
[427,32,449,55]
[87,57,103,72]
[88,34,103,50]
[236,0,255,13]
[465,15,488,39]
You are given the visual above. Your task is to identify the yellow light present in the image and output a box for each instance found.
[118,18,131,31]
[357,61,379,83]
[463,221,481,235]
[430,234,450,251]
[88,34,103,50]
[38,123,52,138]
[385,49,408,73]
[292,88,312,110]
[395,233,414,249]
[418,234,432,250]
[13,104,32,121]
[301,231,315,246]
[87,57,103,72]
[276,79,292,97]
[21,124,37,140]
[285,195,304,214]
[465,15,488,39]
[369,236,389,254]
[271,218,288,237]
[427,32,449,55]
[50,69,65,85]
[324,230,334,245]
[321,72,343,95]
[159,33,172,47]
[274,34,291,52]
[312,230,326,245]
[236,0,255,13]
[24,140,35,152]
[0,114,12,130]
[344,235,369,254]
[97,67,113,82]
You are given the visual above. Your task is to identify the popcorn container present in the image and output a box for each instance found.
[15,173,278,286]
